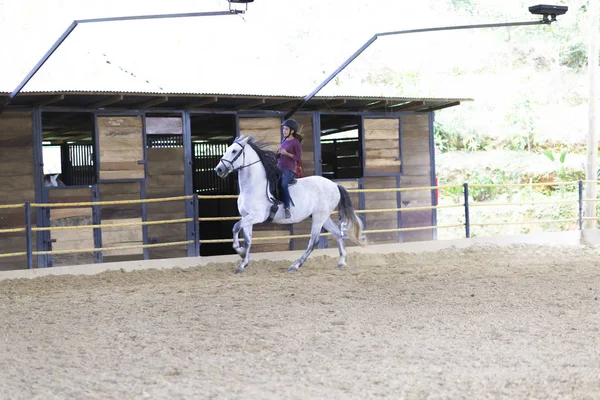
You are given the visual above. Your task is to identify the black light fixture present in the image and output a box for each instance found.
[229,0,254,12]
[284,4,569,119]
[529,4,569,23]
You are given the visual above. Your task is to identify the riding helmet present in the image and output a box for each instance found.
[281,119,299,133]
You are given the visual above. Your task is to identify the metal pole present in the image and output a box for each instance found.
[579,180,584,230]
[464,183,470,238]
[585,0,599,229]
[0,10,242,114]
[25,202,33,269]
[284,19,550,119]
[193,194,200,257]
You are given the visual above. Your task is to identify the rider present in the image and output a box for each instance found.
[276,119,303,219]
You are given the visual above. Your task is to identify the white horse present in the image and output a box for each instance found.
[214,135,366,273]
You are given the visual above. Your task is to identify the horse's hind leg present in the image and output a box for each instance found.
[288,219,326,272]
[322,218,347,268]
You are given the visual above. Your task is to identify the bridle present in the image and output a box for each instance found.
[220,139,279,207]
[219,141,260,173]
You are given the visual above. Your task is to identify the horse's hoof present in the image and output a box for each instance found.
[336,262,346,269]
[234,267,245,274]
[287,266,299,272]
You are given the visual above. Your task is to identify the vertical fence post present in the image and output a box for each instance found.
[140,183,149,261]
[91,184,102,264]
[193,194,200,257]
[464,183,470,238]
[24,202,33,269]
[578,180,584,230]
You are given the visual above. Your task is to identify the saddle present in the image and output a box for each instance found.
[265,176,298,223]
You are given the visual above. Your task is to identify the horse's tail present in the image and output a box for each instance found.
[337,185,367,246]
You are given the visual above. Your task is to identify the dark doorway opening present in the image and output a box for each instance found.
[320,114,363,180]
[191,114,238,256]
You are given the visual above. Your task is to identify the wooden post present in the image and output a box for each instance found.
[586,0,599,229]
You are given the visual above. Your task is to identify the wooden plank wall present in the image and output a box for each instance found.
[399,113,434,242]
[364,118,401,175]
[239,117,290,253]
[239,117,281,151]
[146,147,187,259]
[48,188,94,267]
[97,116,145,180]
[294,114,314,176]
[99,182,143,262]
[0,111,35,270]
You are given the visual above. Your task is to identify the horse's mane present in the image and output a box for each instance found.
[242,135,282,200]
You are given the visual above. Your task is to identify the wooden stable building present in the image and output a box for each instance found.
[0,91,465,270]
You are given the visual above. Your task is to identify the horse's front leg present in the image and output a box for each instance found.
[232,219,246,258]
[231,215,260,273]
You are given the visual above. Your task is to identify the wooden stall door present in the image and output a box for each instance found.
[97,115,145,180]
[99,182,143,263]
[48,188,94,267]
[363,118,401,175]
[362,118,401,244]
[96,115,145,261]
[399,113,434,242]
[146,146,186,260]
[238,117,290,253]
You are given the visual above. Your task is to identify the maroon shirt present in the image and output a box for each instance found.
[277,138,302,172]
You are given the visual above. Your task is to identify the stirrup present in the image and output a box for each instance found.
[284,207,291,219]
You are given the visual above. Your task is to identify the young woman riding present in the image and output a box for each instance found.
[276,119,303,219]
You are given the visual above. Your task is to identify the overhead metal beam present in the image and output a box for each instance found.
[34,94,65,107]
[363,100,386,110]
[133,96,169,109]
[0,9,243,114]
[420,101,461,112]
[390,100,425,111]
[236,98,266,110]
[321,99,348,109]
[88,95,123,108]
[185,97,219,109]
[284,17,556,120]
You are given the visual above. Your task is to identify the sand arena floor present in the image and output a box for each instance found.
[0,243,599,399]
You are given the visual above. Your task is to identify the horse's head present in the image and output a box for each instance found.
[215,136,251,178]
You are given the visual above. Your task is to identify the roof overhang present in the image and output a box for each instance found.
[0,91,470,113]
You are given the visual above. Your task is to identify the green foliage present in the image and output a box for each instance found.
[450,0,476,14]
[434,120,494,152]
[559,41,587,71]
[503,99,536,151]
